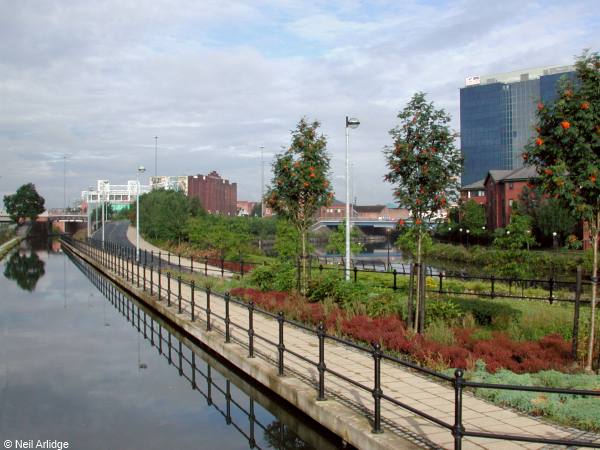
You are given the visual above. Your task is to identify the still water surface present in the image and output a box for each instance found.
[0,239,345,450]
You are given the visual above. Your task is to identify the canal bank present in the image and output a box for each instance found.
[0,238,345,450]
[61,236,600,450]
[62,238,420,450]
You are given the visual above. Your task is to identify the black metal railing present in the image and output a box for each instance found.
[61,236,600,450]
[69,254,338,450]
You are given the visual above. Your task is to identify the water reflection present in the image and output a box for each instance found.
[3,250,46,291]
[67,250,344,450]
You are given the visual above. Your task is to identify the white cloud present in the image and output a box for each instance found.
[0,0,598,208]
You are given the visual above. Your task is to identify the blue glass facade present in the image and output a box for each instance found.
[460,70,575,186]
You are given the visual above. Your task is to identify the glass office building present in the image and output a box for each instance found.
[460,65,575,186]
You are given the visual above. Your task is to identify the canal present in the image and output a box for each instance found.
[0,238,347,450]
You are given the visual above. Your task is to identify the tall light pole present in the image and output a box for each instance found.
[136,166,146,261]
[345,116,360,280]
[260,146,265,217]
[63,155,67,211]
[101,184,105,247]
[86,186,93,238]
[154,136,158,178]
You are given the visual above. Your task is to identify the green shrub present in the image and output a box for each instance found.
[426,320,456,346]
[453,298,521,327]
[249,261,296,292]
[425,300,463,327]
[249,263,275,291]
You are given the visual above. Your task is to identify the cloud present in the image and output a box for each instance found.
[0,0,598,208]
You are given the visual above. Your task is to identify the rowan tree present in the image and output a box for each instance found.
[266,118,333,294]
[384,92,462,332]
[522,50,600,370]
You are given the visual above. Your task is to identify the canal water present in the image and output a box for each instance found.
[0,239,346,450]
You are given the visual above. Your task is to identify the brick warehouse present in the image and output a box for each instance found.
[187,171,237,216]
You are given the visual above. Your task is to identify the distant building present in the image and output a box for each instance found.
[460,64,576,185]
[187,171,237,216]
[484,166,538,229]
[81,179,150,212]
[237,200,257,216]
[150,176,188,194]
[460,179,486,206]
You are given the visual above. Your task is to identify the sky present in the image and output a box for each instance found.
[1,0,599,209]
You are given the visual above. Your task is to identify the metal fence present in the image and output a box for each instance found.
[62,236,600,449]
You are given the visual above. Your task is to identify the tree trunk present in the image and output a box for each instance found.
[585,213,598,371]
[414,230,423,333]
[300,226,307,295]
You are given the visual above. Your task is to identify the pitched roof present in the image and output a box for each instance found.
[487,170,512,182]
[354,205,386,213]
[503,165,539,181]
[461,179,485,190]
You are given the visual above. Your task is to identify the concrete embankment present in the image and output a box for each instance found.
[62,239,420,450]
[0,236,24,261]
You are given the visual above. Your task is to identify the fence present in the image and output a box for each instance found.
[61,235,600,450]
[69,254,332,449]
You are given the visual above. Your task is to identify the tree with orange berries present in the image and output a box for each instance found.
[266,118,333,294]
[384,92,462,332]
[523,50,600,371]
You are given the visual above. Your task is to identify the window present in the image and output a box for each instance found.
[508,182,513,189]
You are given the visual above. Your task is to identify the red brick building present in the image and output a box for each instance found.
[484,166,538,229]
[187,171,237,216]
[459,179,486,206]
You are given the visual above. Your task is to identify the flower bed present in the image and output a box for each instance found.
[230,287,574,374]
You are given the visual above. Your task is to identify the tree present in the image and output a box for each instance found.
[522,50,600,371]
[3,183,45,222]
[493,214,536,250]
[325,220,363,255]
[138,189,202,243]
[4,251,45,291]
[265,118,333,294]
[460,199,486,236]
[384,92,462,332]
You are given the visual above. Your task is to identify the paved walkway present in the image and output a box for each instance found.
[125,225,235,278]
[77,241,600,450]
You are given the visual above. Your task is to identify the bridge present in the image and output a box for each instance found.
[312,218,404,232]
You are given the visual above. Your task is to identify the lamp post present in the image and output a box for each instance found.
[86,186,94,238]
[552,231,558,252]
[386,228,392,271]
[101,185,105,248]
[459,227,463,246]
[345,116,360,281]
[260,146,265,217]
[466,229,470,247]
[526,229,531,251]
[136,166,146,261]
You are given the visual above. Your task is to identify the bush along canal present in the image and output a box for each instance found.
[0,238,346,450]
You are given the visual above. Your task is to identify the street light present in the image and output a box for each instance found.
[345,116,360,281]
[87,186,94,238]
[552,231,558,251]
[466,229,470,247]
[386,228,392,271]
[136,166,146,261]
[260,146,265,217]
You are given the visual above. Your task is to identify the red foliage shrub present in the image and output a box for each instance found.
[229,287,574,373]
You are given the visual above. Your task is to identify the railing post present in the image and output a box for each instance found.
[453,369,465,450]
[317,323,326,401]
[178,253,181,271]
[371,342,383,434]
[277,312,285,376]
[158,251,161,270]
[240,259,244,278]
[158,269,162,301]
[224,293,231,343]
[439,272,443,294]
[178,275,182,314]
[167,272,171,307]
[150,265,153,295]
[143,264,146,291]
[319,264,323,274]
[190,255,193,273]
[168,252,171,267]
[151,250,154,264]
[144,249,147,266]
[204,256,208,276]
[393,269,397,291]
[137,259,140,288]
[248,301,254,358]
[490,275,495,299]
[190,281,195,321]
[206,287,212,331]
[221,258,225,277]
[353,266,358,283]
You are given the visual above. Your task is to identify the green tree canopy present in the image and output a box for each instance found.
[459,199,486,236]
[383,92,462,332]
[523,50,600,370]
[265,118,333,293]
[325,220,363,256]
[3,183,45,222]
[139,189,204,243]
